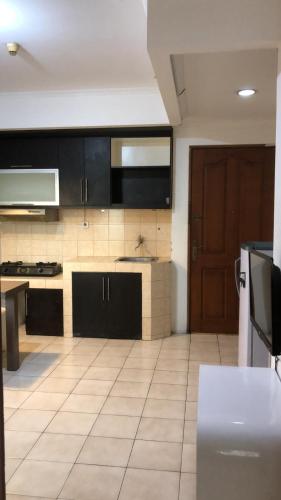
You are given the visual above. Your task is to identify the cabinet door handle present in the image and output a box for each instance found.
[85,178,88,203]
[102,277,105,302]
[80,178,84,203]
[11,164,33,169]
[107,277,110,301]
[25,291,28,316]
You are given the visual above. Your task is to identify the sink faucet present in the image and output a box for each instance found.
[135,234,145,250]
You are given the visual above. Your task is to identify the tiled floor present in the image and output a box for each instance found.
[2,329,238,500]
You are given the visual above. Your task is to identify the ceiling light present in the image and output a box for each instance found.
[237,89,256,97]
[6,42,20,56]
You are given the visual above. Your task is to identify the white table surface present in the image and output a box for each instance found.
[197,365,281,500]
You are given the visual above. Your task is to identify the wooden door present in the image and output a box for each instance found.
[106,273,142,340]
[189,146,275,334]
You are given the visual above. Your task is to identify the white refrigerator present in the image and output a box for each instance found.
[237,242,273,367]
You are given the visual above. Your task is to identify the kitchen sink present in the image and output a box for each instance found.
[116,256,159,263]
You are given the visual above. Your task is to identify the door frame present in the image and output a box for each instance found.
[188,144,270,333]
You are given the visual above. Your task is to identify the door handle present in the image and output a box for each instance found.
[234,257,241,296]
[80,178,84,203]
[191,214,203,221]
[102,277,105,302]
[85,178,88,203]
[192,241,203,262]
[107,277,110,302]
[239,272,246,289]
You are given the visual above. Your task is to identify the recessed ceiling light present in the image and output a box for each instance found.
[237,89,256,97]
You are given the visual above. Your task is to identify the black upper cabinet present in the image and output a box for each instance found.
[0,137,58,169]
[59,137,110,207]
[59,138,84,206]
[0,127,172,209]
[84,137,110,207]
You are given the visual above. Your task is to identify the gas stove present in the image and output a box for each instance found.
[0,261,63,277]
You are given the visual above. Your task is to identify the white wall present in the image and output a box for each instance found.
[171,117,276,334]
[0,88,168,130]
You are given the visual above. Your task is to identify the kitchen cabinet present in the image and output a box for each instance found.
[111,167,171,208]
[0,126,172,209]
[0,137,58,169]
[59,137,84,206]
[84,137,111,207]
[72,272,142,339]
[110,135,172,208]
[26,289,63,336]
[59,137,110,207]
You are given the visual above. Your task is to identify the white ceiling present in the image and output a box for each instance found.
[0,0,155,91]
[148,0,281,124]
[0,0,279,127]
[174,49,277,120]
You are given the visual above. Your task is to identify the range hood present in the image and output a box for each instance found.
[0,208,59,221]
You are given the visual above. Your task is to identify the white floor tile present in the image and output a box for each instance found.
[5,409,56,433]
[60,464,125,500]
[5,430,40,459]
[119,468,179,500]
[46,411,98,435]
[61,394,106,413]
[136,417,184,443]
[128,440,182,471]
[6,460,73,498]
[77,436,133,467]
[91,414,140,439]
[27,432,86,463]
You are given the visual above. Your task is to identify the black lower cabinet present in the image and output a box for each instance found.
[26,289,63,336]
[72,272,142,339]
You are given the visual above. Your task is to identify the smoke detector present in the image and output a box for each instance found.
[6,42,20,56]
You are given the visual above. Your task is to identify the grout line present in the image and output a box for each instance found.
[5,456,24,488]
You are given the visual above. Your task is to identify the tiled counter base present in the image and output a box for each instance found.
[63,257,171,340]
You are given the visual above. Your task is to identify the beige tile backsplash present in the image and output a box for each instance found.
[0,209,171,263]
